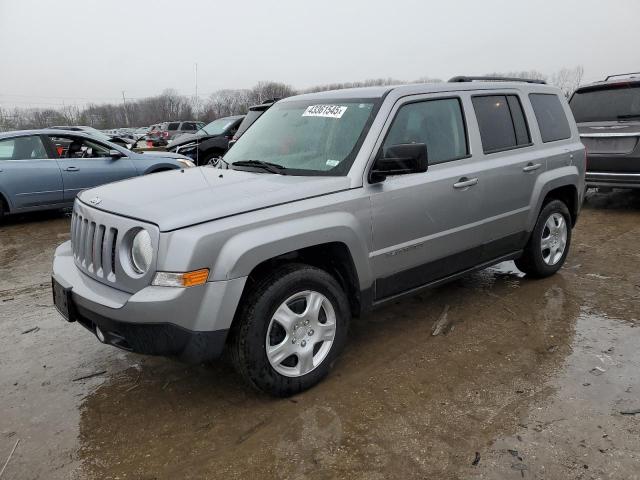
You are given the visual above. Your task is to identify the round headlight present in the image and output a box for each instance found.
[131,229,153,274]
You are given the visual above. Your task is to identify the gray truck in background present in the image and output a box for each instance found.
[52,78,585,396]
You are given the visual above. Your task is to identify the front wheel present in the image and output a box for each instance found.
[230,264,350,396]
[515,200,572,278]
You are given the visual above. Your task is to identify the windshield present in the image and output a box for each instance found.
[570,84,640,122]
[200,118,235,136]
[224,99,378,175]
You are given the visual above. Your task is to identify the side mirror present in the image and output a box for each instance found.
[109,149,124,158]
[369,143,428,183]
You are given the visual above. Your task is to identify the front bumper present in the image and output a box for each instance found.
[52,241,247,362]
[586,171,640,189]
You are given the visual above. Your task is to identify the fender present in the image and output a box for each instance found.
[527,165,579,231]
[211,211,373,290]
[199,136,228,152]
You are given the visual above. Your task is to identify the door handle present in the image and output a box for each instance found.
[523,163,542,172]
[65,166,80,172]
[453,177,478,189]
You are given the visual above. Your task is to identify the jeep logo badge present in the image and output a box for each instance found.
[89,196,102,206]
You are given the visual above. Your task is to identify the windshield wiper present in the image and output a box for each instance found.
[617,114,640,120]
[231,160,287,174]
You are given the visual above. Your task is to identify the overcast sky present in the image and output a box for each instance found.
[0,0,638,108]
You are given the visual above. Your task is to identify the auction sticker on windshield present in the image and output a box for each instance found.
[303,105,348,119]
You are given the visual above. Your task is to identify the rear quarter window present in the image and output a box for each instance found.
[529,94,571,143]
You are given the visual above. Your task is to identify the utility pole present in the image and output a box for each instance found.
[121,90,129,127]
[194,63,199,120]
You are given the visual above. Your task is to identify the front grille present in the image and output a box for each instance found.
[69,200,159,293]
[71,211,119,282]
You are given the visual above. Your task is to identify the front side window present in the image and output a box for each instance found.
[529,94,571,142]
[0,136,48,160]
[472,95,531,153]
[49,136,112,158]
[225,99,379,175]
[383,98,468,164]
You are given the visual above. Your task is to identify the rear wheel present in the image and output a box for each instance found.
[230,264,350,396]
[515,200,572,278]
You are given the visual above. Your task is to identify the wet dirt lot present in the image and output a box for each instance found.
[1,190,639,480]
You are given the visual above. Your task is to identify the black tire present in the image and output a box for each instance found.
[515,199,572,278]
[0,196,6,220]
[199,151,223,167]
[229,263,350,396]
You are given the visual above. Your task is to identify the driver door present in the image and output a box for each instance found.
[47,135,137,201]
[369,95,487,300]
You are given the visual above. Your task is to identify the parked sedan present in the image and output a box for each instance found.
[167,115,244,165]
[0,130,194,217]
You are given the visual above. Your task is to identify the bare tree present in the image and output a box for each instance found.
[0,68,587,131]
[550,66,584,97]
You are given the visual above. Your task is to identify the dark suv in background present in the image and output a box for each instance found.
[167,115,244,165]
[569,72,640,189]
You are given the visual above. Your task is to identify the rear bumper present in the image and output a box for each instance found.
[586,171,640,189]
[52,241,246,362]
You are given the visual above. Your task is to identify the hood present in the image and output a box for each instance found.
[78,168,351,231]
[169,132,219,148]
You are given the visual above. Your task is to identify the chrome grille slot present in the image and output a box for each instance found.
[93,225,106,275]
[85,222,96,271]
[78,218,89,266]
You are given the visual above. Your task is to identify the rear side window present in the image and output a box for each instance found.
[529,94,571,142]
[383,97,468,165]
[0,136,48,160]
[168,122,180,130]
[472,95,531,153]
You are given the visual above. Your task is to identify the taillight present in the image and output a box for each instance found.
[162,131,169,138]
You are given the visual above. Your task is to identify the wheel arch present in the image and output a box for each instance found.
[529,167,580,231]
[0,189,11,214]
[209,212,373,319]
[243,242,364,318]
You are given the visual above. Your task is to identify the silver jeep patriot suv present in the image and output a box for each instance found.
[52,77,585,396]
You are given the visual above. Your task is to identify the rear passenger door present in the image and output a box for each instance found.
[0,135,64,210]
[368,95,487,300]
[470,92,546,258]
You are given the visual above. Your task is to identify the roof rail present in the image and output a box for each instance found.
[605,72,640,81]
[448,76,547,85]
